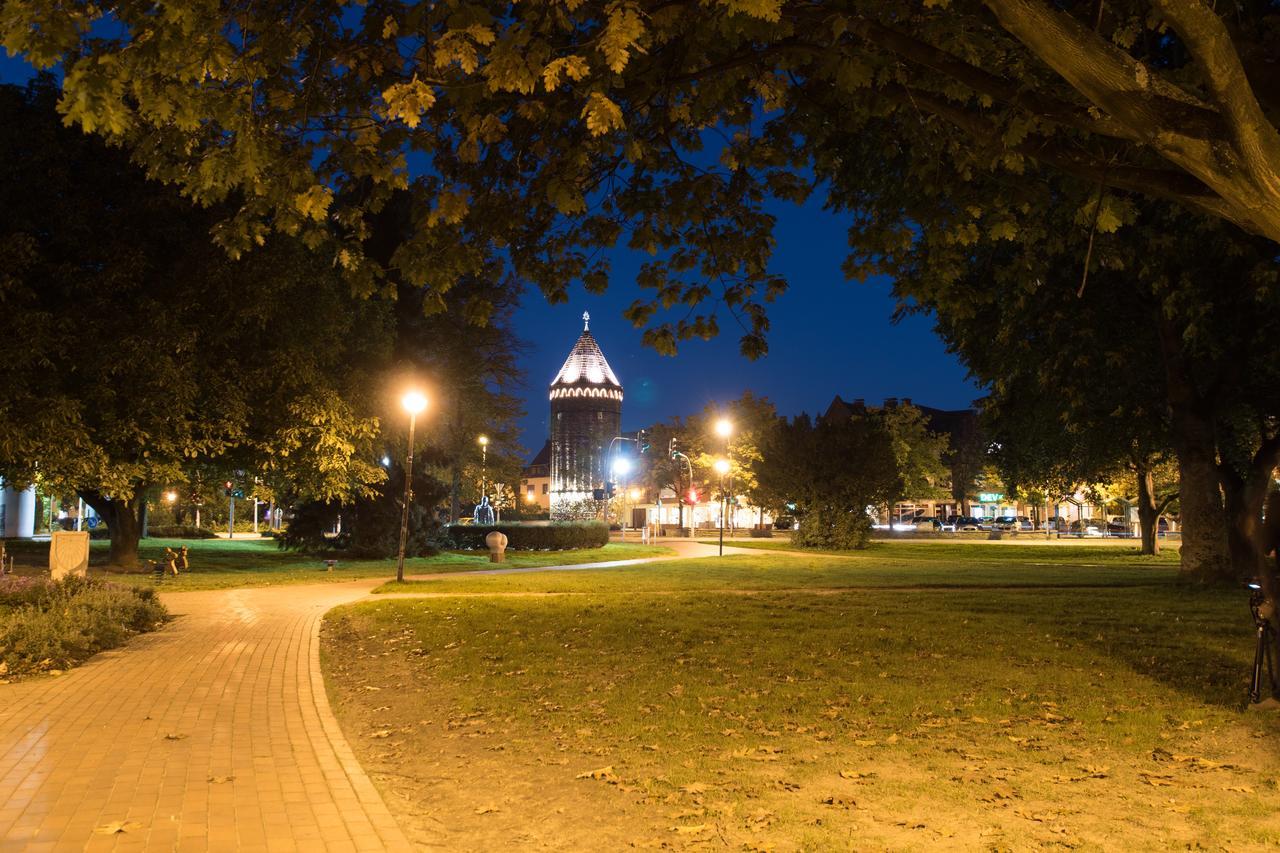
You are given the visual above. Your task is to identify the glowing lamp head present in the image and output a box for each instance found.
[715,418,733,438]
[401,390,428,415]
[714,458,730,476]
[612,457,632,476]
[629,488,641,500]
[164,490,177,504]
[478,434,489,447]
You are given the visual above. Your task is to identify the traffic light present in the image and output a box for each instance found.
[224,481,233,497]
[669,437,679,459]
[592,488,606,501]
[686,487,699,504]
[638,429,651,454]
[606,481,616,499]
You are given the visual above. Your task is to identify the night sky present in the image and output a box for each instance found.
[519,194,982,456]
[1,53,982,460]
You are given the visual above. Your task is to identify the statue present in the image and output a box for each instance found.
[473,495,495,525]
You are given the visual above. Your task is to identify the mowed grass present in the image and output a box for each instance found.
[324,545,1280,851]
[371,540,1179,595]
[2,537,670,591]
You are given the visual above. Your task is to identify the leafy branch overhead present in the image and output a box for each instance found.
[6,0,1280,354]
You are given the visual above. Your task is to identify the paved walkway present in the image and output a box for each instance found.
[0,542,726,851]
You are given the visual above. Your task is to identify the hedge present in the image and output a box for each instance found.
[445,522,609,551]
[0,576,168,678]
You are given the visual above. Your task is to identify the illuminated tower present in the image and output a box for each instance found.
[549,312,623,520]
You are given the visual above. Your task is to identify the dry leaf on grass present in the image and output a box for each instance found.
[576,765,617,781]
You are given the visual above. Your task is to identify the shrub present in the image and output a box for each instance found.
[0,576,168,678]
[446,522,609,551]
[145,525,219,539]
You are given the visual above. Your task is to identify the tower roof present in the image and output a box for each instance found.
[550,313,622,390]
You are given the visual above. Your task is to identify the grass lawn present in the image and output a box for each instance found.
[323,545,1280,851]
[2,538,670,591]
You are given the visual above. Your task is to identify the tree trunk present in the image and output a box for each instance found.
[80,490,146,569]
[1135,468,1159,556]
[1157,316,1231,581]
[1220,436,1280,582]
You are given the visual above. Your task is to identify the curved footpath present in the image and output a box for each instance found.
[0,541,725,851]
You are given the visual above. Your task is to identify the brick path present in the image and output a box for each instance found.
[0,542,727,851]
[0,582,411,852]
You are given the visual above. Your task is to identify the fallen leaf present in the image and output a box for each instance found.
[671,824,710,835]
[207,776,235,784]
[369,730,392,739]
[94,821,143,835]
[576,765,617,781]
[475,805,499,815]
[163,733,186,741]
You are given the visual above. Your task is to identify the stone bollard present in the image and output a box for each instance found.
[485,531,508,563]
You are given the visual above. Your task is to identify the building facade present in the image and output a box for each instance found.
[549,313,623,520]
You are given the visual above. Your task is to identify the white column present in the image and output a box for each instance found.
[2,484,36,539]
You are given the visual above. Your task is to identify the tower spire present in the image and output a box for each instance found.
[582,311,590,331]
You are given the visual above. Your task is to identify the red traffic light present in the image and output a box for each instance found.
[686,488,699,504]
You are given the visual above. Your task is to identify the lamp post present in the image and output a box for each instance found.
[715,418,733,537]
[612,456,632,538]
[478,434,489,503]
[714,457,730,556]
[397,390,428,583]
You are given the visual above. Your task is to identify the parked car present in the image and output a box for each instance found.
[951,516,982,531]
[1016,516,1034,531]
[993,515,1019,531]
[774,515,795,530]
[914,516,954,532]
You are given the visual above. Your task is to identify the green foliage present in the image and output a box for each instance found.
[0,576,167,677]
[142,526,220,540]
[0,80,394,565]
[446,522,609,551]
[10,0,1280,361]
[756,414,900,550]
[279,468,447,559]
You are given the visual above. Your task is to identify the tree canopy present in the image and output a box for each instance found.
[7,0,1280,356]
[0,79,392,564]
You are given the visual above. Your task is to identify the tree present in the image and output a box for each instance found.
[875,403,953,521]
[690,392,779,525]
[0,79,390,566]
[11,0,1280,355]
[756,414,900,549]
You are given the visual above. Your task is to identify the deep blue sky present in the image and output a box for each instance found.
[1,53,982,458]
[520,195,981,455]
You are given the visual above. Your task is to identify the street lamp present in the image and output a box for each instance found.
[612,457,632,537]
[478,434,489,502]
[397,390,428,583]
[714,457,730,555]
[715,418,734,536]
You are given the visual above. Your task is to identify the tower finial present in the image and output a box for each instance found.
[582,311,590,331]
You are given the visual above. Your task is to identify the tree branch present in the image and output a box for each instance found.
[982,0,1280,242]
[1150,0,1280,196]
[880,84,1257,231]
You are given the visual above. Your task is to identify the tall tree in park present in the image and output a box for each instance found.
[756,415,900,550]
[363,193,528,523]
[691,393,779,525]
[8,0,1280,356]
[0,80,390,566]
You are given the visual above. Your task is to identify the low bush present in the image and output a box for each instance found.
[0,576,168,678]
[446,522,609,551]
[145,525,219,539]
